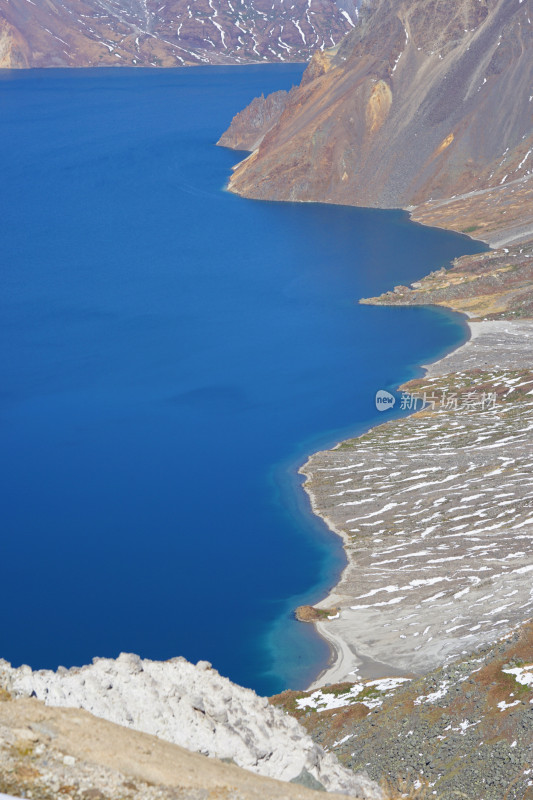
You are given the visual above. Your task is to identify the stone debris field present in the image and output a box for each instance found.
[301,321,533,682]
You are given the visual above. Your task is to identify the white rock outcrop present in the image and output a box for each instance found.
[0,654,381,798]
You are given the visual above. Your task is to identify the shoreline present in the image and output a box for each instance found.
[12,61,308,71]
[299,306,475,690]
[300,302,533,690]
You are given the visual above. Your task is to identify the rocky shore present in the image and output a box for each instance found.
[298,185,533,691]
[272,621,533,800]
[300,317,533,687]
[285,283,533,799]
[215,0,533,698]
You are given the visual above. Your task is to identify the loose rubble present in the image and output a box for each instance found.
[272,622,533,800]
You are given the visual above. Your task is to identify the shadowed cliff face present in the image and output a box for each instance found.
[218,89,296,151]
[224,0,533,212]
[0,0,357,67]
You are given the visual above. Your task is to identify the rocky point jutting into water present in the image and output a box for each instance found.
[220,0,533,232]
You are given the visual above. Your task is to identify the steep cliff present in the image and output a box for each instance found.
[218,90,295,152]
[0,0,357,67]
[223,0,533,220]
[218,46,336,149]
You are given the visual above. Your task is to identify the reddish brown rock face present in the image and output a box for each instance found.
[0,0,357,67]
[223,0,533,221]
[0,17,29,67]
[218,89,295,151]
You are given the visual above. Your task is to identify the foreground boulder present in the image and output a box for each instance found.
[0,654,381,798]
[0,692,375,800]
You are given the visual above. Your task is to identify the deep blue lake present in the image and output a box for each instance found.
[0,66,485,695]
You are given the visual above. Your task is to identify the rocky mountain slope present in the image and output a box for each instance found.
[272,620,533,800]
[221,0,533,226]
[0,0,357,68]
[0,653,380,798]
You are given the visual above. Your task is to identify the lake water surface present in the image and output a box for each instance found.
[0,66,486,695]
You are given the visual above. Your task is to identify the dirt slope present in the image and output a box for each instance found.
[0,693,372,800]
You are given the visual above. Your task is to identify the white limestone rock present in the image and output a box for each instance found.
[0,654,381,798]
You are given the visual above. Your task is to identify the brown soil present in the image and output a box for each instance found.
[0,695,354,800]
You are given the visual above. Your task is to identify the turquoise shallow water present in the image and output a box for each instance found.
[0,66,486,695]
